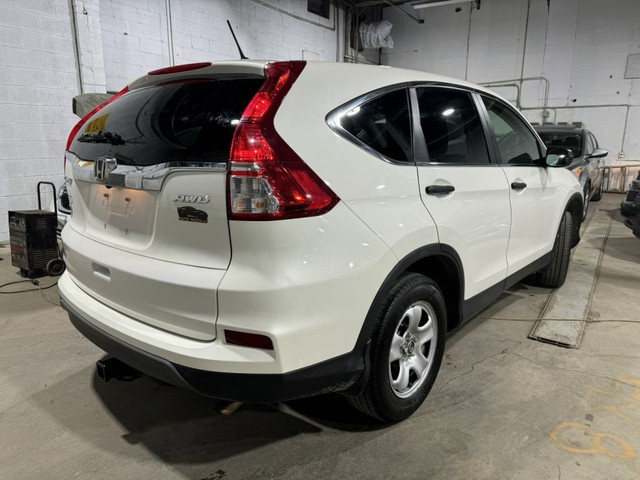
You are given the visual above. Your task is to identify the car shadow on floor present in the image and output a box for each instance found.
[91,367,385,431]
[596,234,640,262]
[93,374,317,449]
[29,362,391,477]
[88,369,383,457]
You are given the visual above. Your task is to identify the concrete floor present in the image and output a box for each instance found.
[1,193,639,480]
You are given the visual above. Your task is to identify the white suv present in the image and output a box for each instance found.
[59,60,583,422]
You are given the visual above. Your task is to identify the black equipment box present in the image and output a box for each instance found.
[9,210,58,274]
[8,182,64,277]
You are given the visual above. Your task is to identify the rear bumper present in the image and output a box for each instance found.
[621,201,640,234]
[61,297,364,403]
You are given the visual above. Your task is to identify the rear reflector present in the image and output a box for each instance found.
[224,330,274,350]
[148,62,212,75]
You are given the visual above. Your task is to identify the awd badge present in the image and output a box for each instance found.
[173,194,210,204]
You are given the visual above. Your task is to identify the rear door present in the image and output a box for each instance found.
[413,86,511,301]
[64,74,265,340]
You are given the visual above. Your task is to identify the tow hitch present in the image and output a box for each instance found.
[96,357,142,382]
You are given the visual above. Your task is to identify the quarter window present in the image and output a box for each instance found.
[415,88,489,164]
[482,96,543,165]
[339,89,412,163]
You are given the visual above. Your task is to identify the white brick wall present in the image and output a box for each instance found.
[0,0,344,243]
[101,0,340,91]
[0,0,80,243]
[73,0,107,93]
[100,0,171,91]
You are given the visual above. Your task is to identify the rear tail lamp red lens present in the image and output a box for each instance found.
[224,330,274,350]
[228,61,339,220]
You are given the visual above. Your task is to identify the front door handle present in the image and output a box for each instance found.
[425,185,455,195]
[511,182,527,190]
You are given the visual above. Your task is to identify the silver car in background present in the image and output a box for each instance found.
[535,124,608,219]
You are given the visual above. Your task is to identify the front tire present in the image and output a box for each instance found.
[531,211,572,288]
[592,180,603,202]
[582,183,590,220]
[347,274,446,422]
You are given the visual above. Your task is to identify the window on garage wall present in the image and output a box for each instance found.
[308,0,330,19]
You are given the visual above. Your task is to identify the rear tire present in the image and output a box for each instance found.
[531,211,572,288]
[347,273,446,422]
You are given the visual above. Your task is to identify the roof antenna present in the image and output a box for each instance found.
[226,20,248,60]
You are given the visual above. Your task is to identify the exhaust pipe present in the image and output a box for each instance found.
[96,357,142,382]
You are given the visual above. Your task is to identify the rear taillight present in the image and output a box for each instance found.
[65,86,129,162]
[228,61,339,220]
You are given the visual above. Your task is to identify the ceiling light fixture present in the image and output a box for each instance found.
[412,0,475,10]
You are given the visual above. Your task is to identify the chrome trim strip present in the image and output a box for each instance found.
[68,154,227,191]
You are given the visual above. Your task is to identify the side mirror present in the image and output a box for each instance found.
[588,148,608,159]
[72,93,114,118]
[546,146,574,168]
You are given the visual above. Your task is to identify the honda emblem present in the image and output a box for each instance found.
[94,157,117,182]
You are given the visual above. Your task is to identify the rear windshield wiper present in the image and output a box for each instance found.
[77,131,125,145]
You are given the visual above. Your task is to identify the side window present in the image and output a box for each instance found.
[415,87,489,164]
[481,96,543,165]
[339,89,412,163]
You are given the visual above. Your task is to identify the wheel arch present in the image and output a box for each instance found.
[404,249,463,332]
[358,244,464,347]
[345,244,464,397]
[565,191,583,247]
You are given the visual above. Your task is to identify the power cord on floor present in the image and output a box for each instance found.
[0,279,59,293]
[0,279,32,290]
[35,280,61,306]
[0,278,60,307]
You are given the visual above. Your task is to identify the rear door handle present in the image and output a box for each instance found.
[511,182,527,190]
[425,185,455,195]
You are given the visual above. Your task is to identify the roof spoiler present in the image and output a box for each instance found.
[72,93,115,118]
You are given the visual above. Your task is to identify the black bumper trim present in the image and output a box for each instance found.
[621,201,640,234]
[61,298,364,403]
[621,201,639,219]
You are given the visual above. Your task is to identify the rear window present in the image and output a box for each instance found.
[69,76,264,166]
[537,132,582,157]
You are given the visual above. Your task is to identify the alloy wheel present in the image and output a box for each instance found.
[388,301,438,398]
